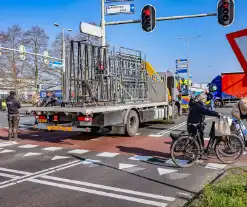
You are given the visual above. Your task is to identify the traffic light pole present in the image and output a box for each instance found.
[101,0,106,48]
[0,46,62,61]
[105,12,217,26]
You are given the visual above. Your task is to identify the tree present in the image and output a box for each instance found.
[23,26,49,91]
[0,25,28,94]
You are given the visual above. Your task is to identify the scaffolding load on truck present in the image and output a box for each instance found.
[27,41,175,136]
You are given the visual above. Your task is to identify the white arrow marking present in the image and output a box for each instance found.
[51,156,69,161]
[119,163,137,170]
[0,149,16,154]
[157,168,178,175]
[23,152,42,157]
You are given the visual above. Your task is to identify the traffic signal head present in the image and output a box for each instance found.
[141,5,156,32]
[217,0,235,27]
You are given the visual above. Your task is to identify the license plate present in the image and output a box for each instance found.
[47,126,72,131]
[38,119,47,123]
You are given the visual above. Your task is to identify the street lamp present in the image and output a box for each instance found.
[176,35,202,91]
[54,23,72,101]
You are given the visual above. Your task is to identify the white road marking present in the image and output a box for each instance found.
[67,149,89,154]
[119,163,137,170]
[23,152,42,157]
[0,149,16,154]
[205,163,227,170]
[0,167,31,175]
[0,160,80,187]
[18,144,38,149]
[42,147,63,151]
[156,122,187,136]
[97,152,119,157]
[0,168,175,206]
[82,159,101,165]
[41,175,175,202]
[0,141,17,147]
[129,155,152,161]
[51,156,69,161]
[148,134,163,137]
[0,172,18,179]
[135,133,141,136]
[157,168,177,175]
[29,179,169,207]
[204,138,210,141]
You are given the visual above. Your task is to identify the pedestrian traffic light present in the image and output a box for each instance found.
[141,5,156,32]
[217,0,235,27]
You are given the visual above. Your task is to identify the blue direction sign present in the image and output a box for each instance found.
[49,61,63,68]
[176,59,188,64]
[105,4,135,15]
[105,0,133,2]
[176,68,188,73]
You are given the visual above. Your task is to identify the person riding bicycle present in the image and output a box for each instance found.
[231,98,247,144]
[171,93,221,149]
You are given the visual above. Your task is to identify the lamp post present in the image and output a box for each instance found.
[177,35,202,91]
[54,23,72,101]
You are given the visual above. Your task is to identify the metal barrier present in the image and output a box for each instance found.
[68,41,151,107]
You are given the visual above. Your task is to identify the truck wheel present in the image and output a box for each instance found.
[214,99,223,108]
[125,110,139,137]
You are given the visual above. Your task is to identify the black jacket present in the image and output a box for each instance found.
[187,99,220,124]
[40,96,56,107]
[206,92,213,101]
[6,95,21,114]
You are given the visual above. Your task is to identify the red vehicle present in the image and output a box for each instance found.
[211,72,247,107]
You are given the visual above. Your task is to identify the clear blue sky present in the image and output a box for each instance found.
[0,0,246,83]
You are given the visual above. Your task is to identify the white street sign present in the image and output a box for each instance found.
[176,64,188,68]
[80,22,102,38]
[105,4,135,15]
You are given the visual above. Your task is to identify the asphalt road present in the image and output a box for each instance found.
[0,106,243,207]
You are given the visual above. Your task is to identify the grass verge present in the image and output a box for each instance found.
[188,167,247,207]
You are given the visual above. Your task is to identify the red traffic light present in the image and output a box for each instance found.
[144,9,150,16]
[223,2,229,8]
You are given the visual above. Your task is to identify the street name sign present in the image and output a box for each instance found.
[105,4,135,15]
[80,22,102,38]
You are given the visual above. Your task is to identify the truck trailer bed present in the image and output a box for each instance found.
[27,101,168,114]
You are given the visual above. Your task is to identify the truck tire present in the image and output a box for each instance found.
[214,99,223,108]
[125,110,139,137]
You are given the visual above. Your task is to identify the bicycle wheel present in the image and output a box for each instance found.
[170,136,200,168]
[215,134,244,164]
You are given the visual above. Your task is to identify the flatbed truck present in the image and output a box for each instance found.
[26,42,177,136]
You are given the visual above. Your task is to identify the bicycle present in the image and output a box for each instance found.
[170,121,244,168]
[232,119,247,145]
